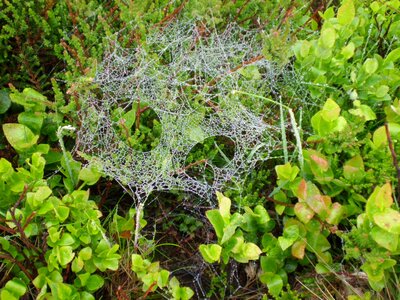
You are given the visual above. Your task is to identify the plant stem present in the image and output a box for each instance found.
[57,125,77,188]
[133,202,144,251]
[385,123,400,207]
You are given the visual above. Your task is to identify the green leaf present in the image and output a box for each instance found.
[27,186,53,208]
[85,275,104,292]
[275,163,299,182]
[206,210,224,241]
[299,41,311,57]
[1,278,27,298]
[366,183,393,217]
[0,90,11,114]
[57,246,75,266]
[349,102,376,121]
[260,256,279,273]
[9,88,48,111]
[57,233,76,246]
[238,65,261,80]
[341,42,355,59]
[373,123,400,147]
[216,191,231,222]
[384,48,400,64]
[0,289,19,300]
[72,257,84,273]
[337,0,355,25]
[259,273,283,297]
[55,205,70,222]
[79,247,92,260]
[232,242,262,263]
[373,208,400,234]
[131,254,146,273]
[172,286,194,300]
[3,123,39,152]
[307,193,331,218]
[364,58,379,74]
[320,27,336,49]
[158,270,170,288]
[375,85,389,98]
[199,244,222,263]
[306,231,331,255]
[321,98,340,122]
[48,227,61,243]
[278,225,299,250]
[221,213,243,244]
[343,155,364,181]
[18,111,44,134]
[370,226,398,251]
[121,105,137,129]
[78,163,102,185]
[315,262,330,274]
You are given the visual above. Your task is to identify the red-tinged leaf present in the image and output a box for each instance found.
[326,202,345,225]
[373,208,400,234]
[120,231,132,239]
[291,240,306,259]
[307,194,331,217]
[343,155,364,181]
[297,179,307,201]
[294,203,314,224]
[370,226,398,251]
[366,184,393,218]
[310,154,329,171]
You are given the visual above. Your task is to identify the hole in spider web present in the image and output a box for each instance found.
[184,135,235,185]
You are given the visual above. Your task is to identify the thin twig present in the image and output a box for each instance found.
[263,195,295,207]
[385,123,400,204]
[153,0,189,28]
[140,281,157,299]
[176,159,208,174]
[233,0,252,22]
[0,253,35,281]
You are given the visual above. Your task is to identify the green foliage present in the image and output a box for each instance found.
[200,192,265,264]
[342,183,400,291]
[293,0,400,105]
[0,150,119,298]
[131,254,194,299]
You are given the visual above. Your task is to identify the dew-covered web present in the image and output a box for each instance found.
[77,20,308,296]
[78,21,306,203]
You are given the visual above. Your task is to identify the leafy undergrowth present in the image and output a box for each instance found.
[1,0,400,299]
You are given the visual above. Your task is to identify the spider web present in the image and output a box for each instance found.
[77,21,304,204]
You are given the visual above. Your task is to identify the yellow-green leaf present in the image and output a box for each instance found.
[337,0,355,25]
[373,208,400,234]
